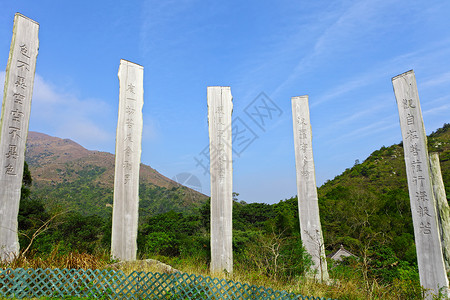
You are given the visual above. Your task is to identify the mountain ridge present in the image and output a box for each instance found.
[25,131,208,219]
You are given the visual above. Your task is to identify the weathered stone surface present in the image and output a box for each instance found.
[111,60,144,261]
[291,96,329,281]
[392,70,448,297]
[207,86,233,274]
[430,152,450,272]
[108,259,180,274]
[0,13,39,262]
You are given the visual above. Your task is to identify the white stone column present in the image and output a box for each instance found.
[0,13,39,262]
[111,59,144,261]
[430,152,450,272]
[207,86,233,274]
[291,96,329,281]
[392,70,448,297]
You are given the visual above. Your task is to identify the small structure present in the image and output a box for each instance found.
[328,245,356,262]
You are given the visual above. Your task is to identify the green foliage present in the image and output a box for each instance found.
[139,184,205,219]
[20,161,32,200]
[18,197,49,232]
[136,198,311,280]
[32,167,113,218]
[369,246,417,283]
[14,123,449,299]
[317,123,449,288]
[233,202,275,231]
[55,212,105,254]
[31,164,207,221]
[18,208,106,255]
[145,232,178,256]
[138,210,209,259]
[18,196,51,251]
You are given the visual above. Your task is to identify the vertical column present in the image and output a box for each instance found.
[208,86,233,274]
[291,96,329,281]
[430,152,450,272]
[111,59,144,261]
[0,13,39,262]
[392,70,448,297]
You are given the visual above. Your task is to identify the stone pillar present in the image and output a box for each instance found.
[291,96,329,281]
[111,59,144,261]
[430,152,450,272]
[0,13,39,262]
[207,86,233,274]
[392,70,448,297]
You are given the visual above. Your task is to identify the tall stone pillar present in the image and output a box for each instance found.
[291,96,329,281]
[429,152,450,272]
[0,13,39,262]
[207,86,233,274]
[392,70,448,297]
[111,60,144,261]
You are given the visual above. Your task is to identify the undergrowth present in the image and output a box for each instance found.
[1,250,435,300]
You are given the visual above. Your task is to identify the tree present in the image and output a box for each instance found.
[20,161,32,200]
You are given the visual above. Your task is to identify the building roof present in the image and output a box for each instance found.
[328,245,357,261]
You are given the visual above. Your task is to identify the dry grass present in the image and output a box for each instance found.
[0,248,107,271]
[1,252,430,300]
[150,256,428,300]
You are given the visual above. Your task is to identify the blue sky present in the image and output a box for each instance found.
[1,1,449,204]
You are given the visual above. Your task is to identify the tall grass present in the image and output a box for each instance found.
[0,251,434,299]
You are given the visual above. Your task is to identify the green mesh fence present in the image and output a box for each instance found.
[0,268,333,299]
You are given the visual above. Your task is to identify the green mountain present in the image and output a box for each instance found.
[25,132,208,220]
[317,123,449,263]
[17,125,449,296]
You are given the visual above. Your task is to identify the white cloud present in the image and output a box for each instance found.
[423,104,450,116]
[1,71,116,151]
[328,116,398,145]
[272,0,394,97]
[30,74,115,150]
[421,72,450,89]
[330,94,391,128]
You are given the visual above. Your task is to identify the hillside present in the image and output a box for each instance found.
[25,132,208,219]
[15,125,450,299]
[317,123,449,260]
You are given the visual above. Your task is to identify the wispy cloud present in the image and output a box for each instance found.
[310,38,450,109]
[138,0,205,57]
[31,75,114,149]
[271,1,450,104]
[329,117,398,144]
[421,71,450,89]
[330,94,391,128]
[423,104,450,116]
[272,0,395,97]
[1,71,116,151]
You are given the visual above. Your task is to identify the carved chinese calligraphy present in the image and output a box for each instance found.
[0,13,39,262]
[392,70,448,297]
[291,96,329,281]
[208,86,233,274]
[111,60,144,261]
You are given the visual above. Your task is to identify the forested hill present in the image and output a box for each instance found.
[16,125,449,297]
[25,132,208,219]
[318,123,449,201]
[317,123,449,263]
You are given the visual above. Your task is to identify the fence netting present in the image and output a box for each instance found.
[0,268,332,299]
